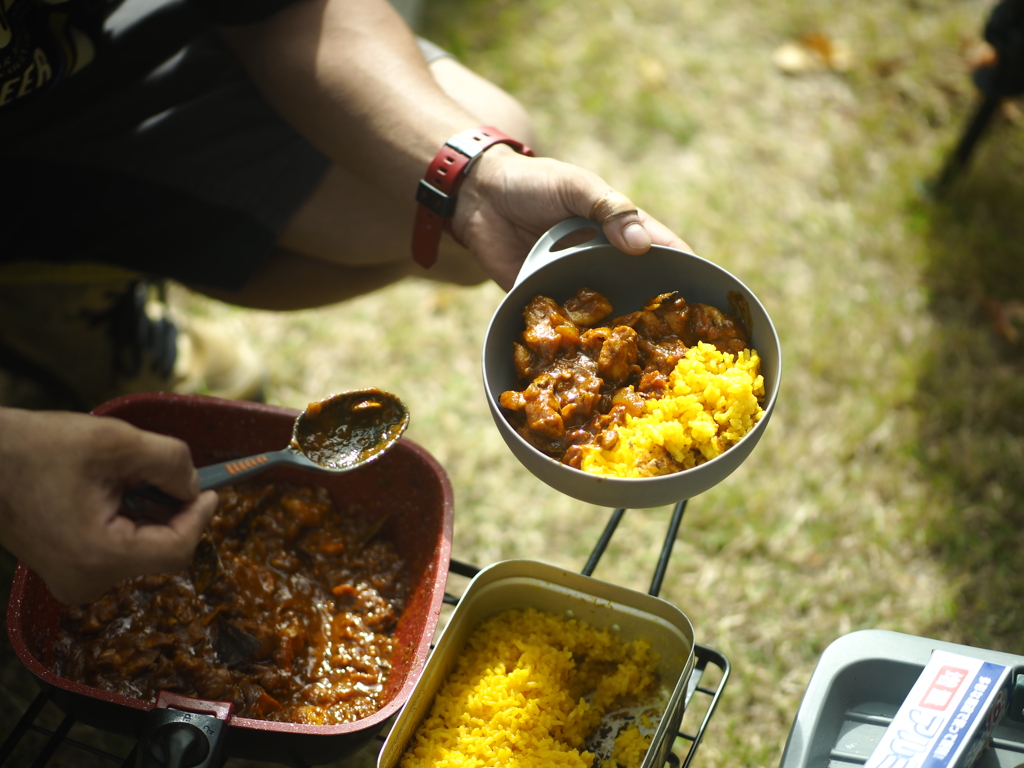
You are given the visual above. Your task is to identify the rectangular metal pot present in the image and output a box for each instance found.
[378,559,696,768]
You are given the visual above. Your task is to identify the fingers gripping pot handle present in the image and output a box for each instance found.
[513,217,610,289]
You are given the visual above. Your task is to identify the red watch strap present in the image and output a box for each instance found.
[412,126,535,268]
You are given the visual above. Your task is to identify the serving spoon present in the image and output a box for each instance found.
[122,388,410,521]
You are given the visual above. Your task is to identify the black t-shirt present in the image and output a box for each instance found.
[0,0,293,114]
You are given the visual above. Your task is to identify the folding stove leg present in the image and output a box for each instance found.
[932,92,1003,196]
[27,712,75,768]
[581,507,627,577]
[579,500,687,596]
[0,689,50,765]
[0,688,76,768]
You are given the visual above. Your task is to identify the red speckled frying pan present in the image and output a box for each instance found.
[6,392,454,766]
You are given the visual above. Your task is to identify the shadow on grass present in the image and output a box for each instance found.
[916,115,1024,653]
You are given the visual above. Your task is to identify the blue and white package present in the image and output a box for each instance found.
[864,649,1011,768]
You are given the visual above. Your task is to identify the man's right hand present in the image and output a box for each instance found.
[0,407,218,605]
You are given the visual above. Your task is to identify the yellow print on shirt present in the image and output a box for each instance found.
[0,0,94,110]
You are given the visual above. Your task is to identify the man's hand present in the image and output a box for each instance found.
[452,145,692,289]
[0,408,218,605]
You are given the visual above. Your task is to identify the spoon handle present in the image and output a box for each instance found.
[121,484,183,523]
[122,449,311,522]
[197,448,297,490]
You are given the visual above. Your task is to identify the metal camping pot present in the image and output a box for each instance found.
[482,216,782,509]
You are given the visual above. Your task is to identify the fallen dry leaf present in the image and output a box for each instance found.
[981,296,1024,343]
[963,39,997,71]
[773,31,853,75]
[638,56,668,90]
[873,56,908,78]
[1002,99,1024,124]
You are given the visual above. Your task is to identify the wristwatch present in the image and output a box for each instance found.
[412,126,535,268]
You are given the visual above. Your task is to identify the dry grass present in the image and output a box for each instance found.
[4,0,1024,766]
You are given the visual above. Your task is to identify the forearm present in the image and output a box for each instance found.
[218,0,479,201]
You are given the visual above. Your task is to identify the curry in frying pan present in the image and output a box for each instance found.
[52,482,408,725]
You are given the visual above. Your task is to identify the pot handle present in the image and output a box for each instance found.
[136,692,232,768]
[513,217,610,288]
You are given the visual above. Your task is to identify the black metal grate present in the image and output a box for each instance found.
[1,501,730,768]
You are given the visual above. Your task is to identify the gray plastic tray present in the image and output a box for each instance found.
[780,630,1024,768]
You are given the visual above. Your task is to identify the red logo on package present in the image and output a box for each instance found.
[919,665,970,710]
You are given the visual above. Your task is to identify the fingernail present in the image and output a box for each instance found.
[623,222,650,250]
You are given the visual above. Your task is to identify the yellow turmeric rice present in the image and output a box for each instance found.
[399,607,661,768]
[580,342,765,478]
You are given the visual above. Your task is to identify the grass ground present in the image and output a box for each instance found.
[3,0,1024,766]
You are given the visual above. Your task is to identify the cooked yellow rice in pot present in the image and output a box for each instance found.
[399,607,662,768]
[580,342,765,478]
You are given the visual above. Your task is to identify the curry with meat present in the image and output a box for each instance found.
[499,288,753,467]
[52,482,408,725]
